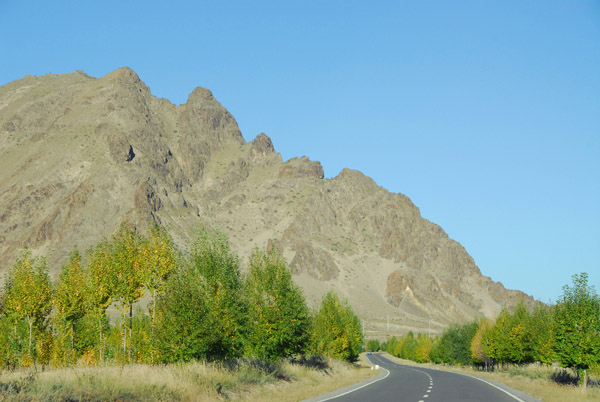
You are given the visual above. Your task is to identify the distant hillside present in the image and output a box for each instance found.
[0,67,534,336]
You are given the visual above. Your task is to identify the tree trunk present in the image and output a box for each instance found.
[28,320,33,352]
[99,317,104,362]
[583,368,587,392]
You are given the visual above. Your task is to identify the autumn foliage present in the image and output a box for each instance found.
[0,224,363,368]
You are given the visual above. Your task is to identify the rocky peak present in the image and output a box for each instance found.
[250,133,276,161]
[278,156,324,179]
[186,87,215,103]
[101,66,148,94]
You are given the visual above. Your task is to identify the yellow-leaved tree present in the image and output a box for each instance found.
[2,250,52,367]
[53,249,88,366]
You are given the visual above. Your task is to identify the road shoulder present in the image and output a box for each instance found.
[302,355,389,402]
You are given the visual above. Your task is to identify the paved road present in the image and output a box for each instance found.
[307,353,540,402]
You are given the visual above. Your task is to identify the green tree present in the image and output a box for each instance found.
[244,248,309,360]
[482,309,511,365]
[141,226,178,331]
[155,228,246,362]
[397,331,418,360]
[506,301,535,364]
[366,338,381,352]
[86,239,115,360]
[471,318,494,369]
[414,333,433,363]
[108,223,147,355]
[530,304,555,365]
[53,249,88,365]
[311,291,363,362]
[1,250,52,367]
[553,273,600,390]
[431,321,478,366]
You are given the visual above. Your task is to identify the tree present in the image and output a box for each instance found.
[530,304,555,365]
[482,309,512,365]
[244,248,309,360]
[311,291,363,362]
[505,301,535,364]
[86,239,115,360]
[108,223,147,355]
[1,250,52,367]
[155,228,247,362]
[53,249,88,365]
[553,273,600,390]
[141,226,178,331]
[471,318,494,369]
[366,338,381,352]
[431,321,478,366]
[414,333,433,363]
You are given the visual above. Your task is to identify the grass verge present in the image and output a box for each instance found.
[0,355,377,401]
[381,353,600,402]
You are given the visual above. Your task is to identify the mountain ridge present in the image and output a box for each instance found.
[0,67,534,336]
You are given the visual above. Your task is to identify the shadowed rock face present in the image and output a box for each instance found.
[0,67,535,334]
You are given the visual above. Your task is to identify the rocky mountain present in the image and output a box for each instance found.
[0,67,533,337]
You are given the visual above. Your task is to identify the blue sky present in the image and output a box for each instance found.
[1,1,598,303]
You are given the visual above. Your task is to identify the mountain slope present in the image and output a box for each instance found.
[0,68,533,336]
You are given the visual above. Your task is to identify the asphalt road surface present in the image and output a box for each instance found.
[308,353,540,402]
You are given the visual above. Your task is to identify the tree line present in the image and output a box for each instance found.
[377,273,599,389]
[0,224,363,369]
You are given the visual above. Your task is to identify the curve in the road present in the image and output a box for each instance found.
[305,354,540,402]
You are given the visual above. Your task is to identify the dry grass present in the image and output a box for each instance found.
[381,353,600,402]
[242,355,377,402]
[0,355,377,401]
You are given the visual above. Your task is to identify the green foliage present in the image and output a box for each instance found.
[107,224,146,354]
[531,304,556,365]
[154,228,247,362]
[53,249,88,366]
[4,223,592,376]
[366,338,380,352]
[86,239,115,358]
[1,250,52,366]
[141,226,178,324]
[470,318,493,365]
[430,321,478,366]
[244,248,309,360]
[310,291,363,362]
[553,273,600,385]
[414,333,433,363]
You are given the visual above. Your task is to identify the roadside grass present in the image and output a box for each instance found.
[381,353,600,402]
[0,355,377,401]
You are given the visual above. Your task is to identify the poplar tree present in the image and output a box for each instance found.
[506,302,535,364]
[108,223,146,355]
[86,240,115,359]
[553,273,600,391]
[245,248,309,360]
[2,250,52,366]
[155,228,246,362]
[471,318,493,369]
[311,291,363,362]
[53,249,88,364]
[530,304,555,365]
[141,225,177,330]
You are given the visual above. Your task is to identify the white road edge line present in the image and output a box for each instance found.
[379,354,528,402]
[458,373,526,402]
[316,356,390,401]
